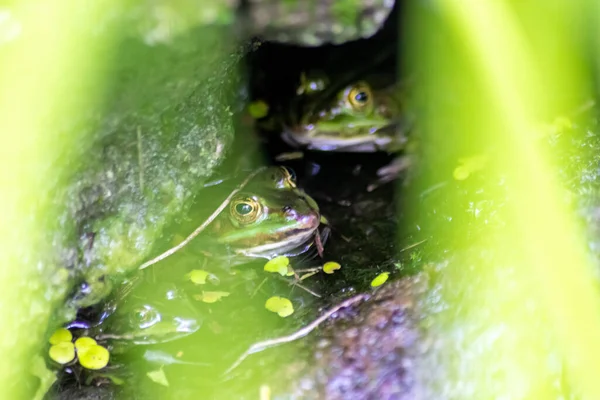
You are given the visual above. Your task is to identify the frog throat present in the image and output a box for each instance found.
[281,128,394,152]
[233,226,319,259]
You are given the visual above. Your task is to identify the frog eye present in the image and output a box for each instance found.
[231,197,263,224]
[235,203,253,215]
[131,305,161,329]
[347,82,373,110]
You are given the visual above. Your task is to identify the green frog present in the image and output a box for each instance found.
[67,166,326,346]
[252,41,415,189]
[280,71,410,154]
[284,73,415,190]
[200,166,327,264]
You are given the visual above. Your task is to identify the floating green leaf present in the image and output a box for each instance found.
[371,272,390,287]
[195,291,230,303]
[78,344,110,370]
[48,328,72,345]
[453,155,488,181]
[323,261,341,274]
[48,342,75,365]
[248,100,269,119]
[265,296,294,317]
[264,256,290,276]
[74,336,96,352]
[187,269,209,285]
[187,269,219,285]
[147,367,169,387]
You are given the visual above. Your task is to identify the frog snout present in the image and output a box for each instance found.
[297,210,321,230]
[302,211,320,230]
[283,205,318,227]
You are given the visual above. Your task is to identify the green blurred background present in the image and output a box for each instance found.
[2,0,600,398]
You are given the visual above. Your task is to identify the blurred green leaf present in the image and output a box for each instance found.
[147,367,169,387]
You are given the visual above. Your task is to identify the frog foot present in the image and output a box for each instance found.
[367,155,413,192]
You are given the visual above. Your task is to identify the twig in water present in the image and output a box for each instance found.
[274,151,304,162]
[250,277,268,299]
[399,238,428,253]
[294,267,323,274]
[340,234,352,243]
[139,166,267,270]
[314,229,324,258]
[223,294,368,375]
[277,276,321,298]
[419,181,448,198]
[299,270,321,281]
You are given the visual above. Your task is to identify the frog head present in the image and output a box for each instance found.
[282,73,406,152]
[206,167,324,263]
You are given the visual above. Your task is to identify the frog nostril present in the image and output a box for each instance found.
[282,205,292,213]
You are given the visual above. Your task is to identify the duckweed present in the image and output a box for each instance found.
[323,261,341,274]
[74,337,97,351]
[78,344,110,370]
[453,155,488,181]
[195,291,230,303]
[371,272,390,287]
[248,100,269,119]
[48,342,75,364]
[264,256,290,276]
[48,328,72,345]
[265,296,294,317]
[187,269,210,285]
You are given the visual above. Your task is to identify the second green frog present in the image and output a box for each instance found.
[254,52,416,189]
[280,70,411,153]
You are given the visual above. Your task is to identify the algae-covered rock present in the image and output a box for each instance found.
[119,0,397,47]
[31,23,250,327]
[0,3,250,397]
[53,28,246,315]
[117,0,236,45]
[243,0,396,46]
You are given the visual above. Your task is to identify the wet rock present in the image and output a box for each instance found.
[242,0,396,46]
[266,274,428,400]
[50,28,246,318]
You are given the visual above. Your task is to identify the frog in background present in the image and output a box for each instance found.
[254,48,416,189]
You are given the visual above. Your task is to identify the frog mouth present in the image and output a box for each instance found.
[282,125,395,153]
[247,226,330,261]
[235,219,321,259]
